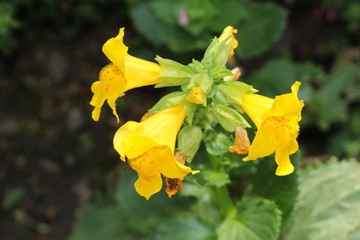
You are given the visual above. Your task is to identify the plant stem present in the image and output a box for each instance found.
[214,185,234,215]
[208,155,234,215]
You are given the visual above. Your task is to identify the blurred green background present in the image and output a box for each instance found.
[0,0,359,239]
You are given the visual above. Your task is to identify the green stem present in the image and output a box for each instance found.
[214,185,234,215]
[208,154,234,215]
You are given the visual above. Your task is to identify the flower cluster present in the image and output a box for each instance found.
[90,26,304,199]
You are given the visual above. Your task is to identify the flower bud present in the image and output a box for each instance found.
[177,125,203,162]
[213,105,250,132]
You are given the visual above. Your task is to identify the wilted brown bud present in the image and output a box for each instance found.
[165,152,187,197]
[229,126,250,154]
[224,67,242,81]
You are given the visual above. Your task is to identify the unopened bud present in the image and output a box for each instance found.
[224,67,242,81]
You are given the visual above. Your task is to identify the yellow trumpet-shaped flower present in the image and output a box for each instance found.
[240,82,304,176]
[113,105,198,199]
[218,26,238,58]
[90,28,162,122]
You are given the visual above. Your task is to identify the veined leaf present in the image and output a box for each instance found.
[235,2,287,59]
[283,158,360,240]
[217,197,282,240]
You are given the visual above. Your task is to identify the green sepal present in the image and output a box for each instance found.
[213,90,227,105]
[155,56,192,88]
[211,68,233,83]
[202,37,231,69]
[177,125,203,163]
[218,81,257,106]
[148,91,186,113]
[187,73,213,94]
[188,59,206,73]
[184,102,198,125]
[149,91,198,124]
[185,72,213,107]
[213,105,250,132]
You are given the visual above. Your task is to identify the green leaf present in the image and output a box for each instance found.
[235,2,287,59]
[217,197,282,240]
[181,183,222,226]
[245,58,324,98]
[348,226,360,240]
[68,198,132,240]
[310,65,360,130]
[114,171,190,234]
[203,169,230,187]
[247,154,300,230]
[161,26,211,52]
[208,0,247,32]
[150,215,213,240]
[150,0,180,25]
[130,3,164,46]
[2,187,25,209]
[181,0,217,36]
[283,158,360,240]
[205,131,233,155]
[151,0,217,36]
[327,108,360,158]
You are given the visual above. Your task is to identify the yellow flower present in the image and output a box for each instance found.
[90,28,162,122]
[113,105,198,199]
[218,26,238,58]
[240,82,304,176]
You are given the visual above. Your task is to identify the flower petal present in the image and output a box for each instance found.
[122,134,158,160]
[124,55,162,91]
[90,64,127,122]
[218,26,238,58]
[130,146,196,200]
[134,105,185,152]
[243,121,275,161]
[102,28,128,72]
[270,82,304,117]
[157,149,194,178]
[186,85,205,104]
[241,93,274,127]
[134,171,163,200]
[274,145,295,176]
[113,121,139,161]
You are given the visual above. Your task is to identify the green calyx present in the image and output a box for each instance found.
[202,36,231,69]
[177,125,203,163]
[218,81,257,106]
[152,36,253,131]
[213,105,251,132]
